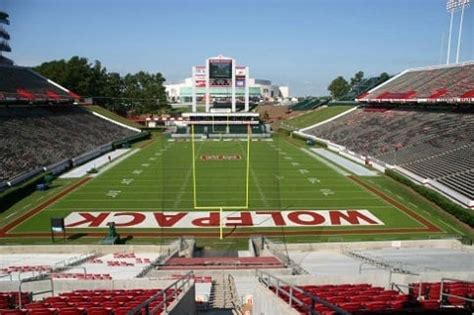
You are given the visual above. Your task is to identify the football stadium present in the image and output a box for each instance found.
[0,1,474,315]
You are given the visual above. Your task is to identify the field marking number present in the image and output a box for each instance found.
[320,189,335,196]
[121,178,134,185]
[106,190,121,198]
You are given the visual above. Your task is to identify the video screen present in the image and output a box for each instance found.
[209,60,232,79]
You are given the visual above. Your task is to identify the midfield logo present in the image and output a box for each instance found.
[200,155,242,161]
[65,210,384,229]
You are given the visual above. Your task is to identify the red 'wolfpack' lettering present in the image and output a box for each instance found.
[65,210,384,229]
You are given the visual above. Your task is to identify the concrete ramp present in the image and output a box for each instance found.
[310,148,379,176]
[60,148,133,178]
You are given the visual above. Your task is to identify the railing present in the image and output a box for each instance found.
[343,249,420,276]
[440,278,474,306]
[139,238,191,277]
[16,252,97,282]
[391,278,474,307]
[52,252,98,272]
[227,273,243,315]
[256,270,350,315]
[18,275,54,308]
[128,271,194,315]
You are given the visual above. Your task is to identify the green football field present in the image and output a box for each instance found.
[5,133,466,244]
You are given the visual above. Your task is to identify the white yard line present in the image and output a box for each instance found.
[173,165,194,209]
[250,168,270,208]
[5,212,17,219]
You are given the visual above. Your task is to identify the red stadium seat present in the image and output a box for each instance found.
[84,307,113,315]
[57,308,85,315]
[27,308,58,315]
[420,299,440,310]
[0,311,28,315]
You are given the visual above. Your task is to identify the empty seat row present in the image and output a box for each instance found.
[0,289,181,315]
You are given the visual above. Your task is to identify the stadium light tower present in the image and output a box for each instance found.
[446,0,471,64]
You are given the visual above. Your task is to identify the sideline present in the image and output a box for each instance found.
[1,177,92,235]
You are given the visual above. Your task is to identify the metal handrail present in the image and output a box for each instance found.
[227,273,243,314]
[127,271,194,315]
[256,270,350,315]
[18,275,54,308]
[440,278,474,305]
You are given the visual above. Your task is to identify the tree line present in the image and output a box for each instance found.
[327,71,391,100]
[34,56,170,115]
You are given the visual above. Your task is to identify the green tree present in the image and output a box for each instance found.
[34,56,170,115]
[379,72,390,83]
[328,76,350,99]
[350,71,364,87]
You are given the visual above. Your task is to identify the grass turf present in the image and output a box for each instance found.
[6,134,463,244]
[84,105,144,129]
[284,105,354,129]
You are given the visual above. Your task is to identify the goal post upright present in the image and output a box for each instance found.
[246,123,251,209]
[191,118,252,239]
[220,207,223,240]
[191,124,198,209]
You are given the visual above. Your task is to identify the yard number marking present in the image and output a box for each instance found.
[320,189,335,196]
[106,190,121,198]
[274,175,285,181]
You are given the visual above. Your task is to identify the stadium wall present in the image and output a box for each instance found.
[253,282,299,315]
[393,167,474,209]
[0,278,179,295]
[0,243,182,255]
[72,143,112,167]
[44,158,71,176]
[168,283,196,315]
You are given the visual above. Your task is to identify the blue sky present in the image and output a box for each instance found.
[2,0,473,96]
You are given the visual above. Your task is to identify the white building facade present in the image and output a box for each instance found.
[165,55,289,112]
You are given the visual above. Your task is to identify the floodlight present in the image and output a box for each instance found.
[447,0,470,12]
